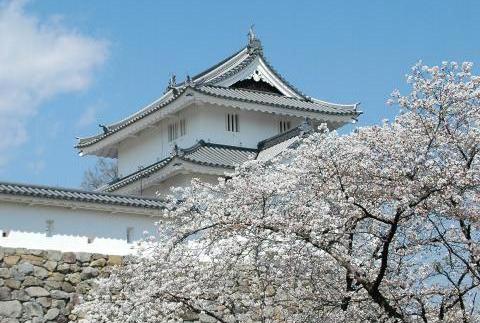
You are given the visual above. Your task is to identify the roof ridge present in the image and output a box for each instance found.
[206,53,258,85]
[187,47,248,84]
[311,97,361,109]
[0,180,163,202]
[195,141,258,152]
[107,155,173,186]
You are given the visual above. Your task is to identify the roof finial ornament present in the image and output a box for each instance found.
[99,124,109,134]
[248,24,256,43]
[247,24,262,53]
[165,73,178,94]
[168,74,177,87]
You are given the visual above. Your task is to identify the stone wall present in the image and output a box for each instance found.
[0,247,122,323]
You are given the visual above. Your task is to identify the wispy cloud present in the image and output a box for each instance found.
[27,159,45,175]
[27,145,46,175]
[0,0,108,165]
[76,106,98,129]
[76,101,106,130]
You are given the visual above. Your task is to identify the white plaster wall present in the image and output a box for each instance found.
[117,103,302,177]
[0,201,158,255]
[117,106,199,177]
[191,105,302,147]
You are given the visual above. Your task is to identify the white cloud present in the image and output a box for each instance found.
[0,0,108,160]
[26,144,45,175]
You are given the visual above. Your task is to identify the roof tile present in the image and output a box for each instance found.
[0,182,164,209]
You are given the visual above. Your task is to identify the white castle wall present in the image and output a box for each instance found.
[0,201,158,255]
[117,103,302,177]
[117,106,199,177]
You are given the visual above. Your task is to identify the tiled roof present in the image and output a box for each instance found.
[257,126,303,150]
[181,141,257,168]
[76,89,185,148]
[184,47,255,86]
[196,85,358,115]
[101,157,174,192]
[0,182,164,209]
[102,141,257,192]
[76,40,359,150]
[256,136,299,161]
[204,52,258,86]
[255,123,313,161]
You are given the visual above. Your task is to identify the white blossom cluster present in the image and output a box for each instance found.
[77,62,480,322]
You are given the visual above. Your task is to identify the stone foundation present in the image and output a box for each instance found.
[0,247,122,323]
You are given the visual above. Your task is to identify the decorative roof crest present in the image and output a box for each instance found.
[185,74,192,86]
[247,25,262,53]
[164,73,178,94]
[98,124,109,134]
[168,74,177,87]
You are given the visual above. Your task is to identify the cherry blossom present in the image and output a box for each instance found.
[78,62,480,322]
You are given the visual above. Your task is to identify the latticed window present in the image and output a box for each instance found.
[46,220,54,237]
[126,227,134,244]
[168,123,178,142]
[180,119,186,136]
[168,119,186,142]
[279,120,291,133]
[226,113,239,132]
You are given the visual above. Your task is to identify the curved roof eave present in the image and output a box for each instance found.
[75,87,187,149]
[76,86,359,154]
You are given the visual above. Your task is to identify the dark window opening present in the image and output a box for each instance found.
[226,114,240,132]
[230,79,283,95]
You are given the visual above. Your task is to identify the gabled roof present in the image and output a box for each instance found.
[76,34,360,152]
[176,39,305,99]
[102,141,257,192]
[0,181,164,209]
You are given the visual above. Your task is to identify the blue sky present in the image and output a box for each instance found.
[0,0,479,188]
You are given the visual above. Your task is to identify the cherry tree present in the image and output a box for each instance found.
[77,62,480,322]
[81,158,118,191]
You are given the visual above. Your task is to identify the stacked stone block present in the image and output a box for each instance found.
[0,248,122,323]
